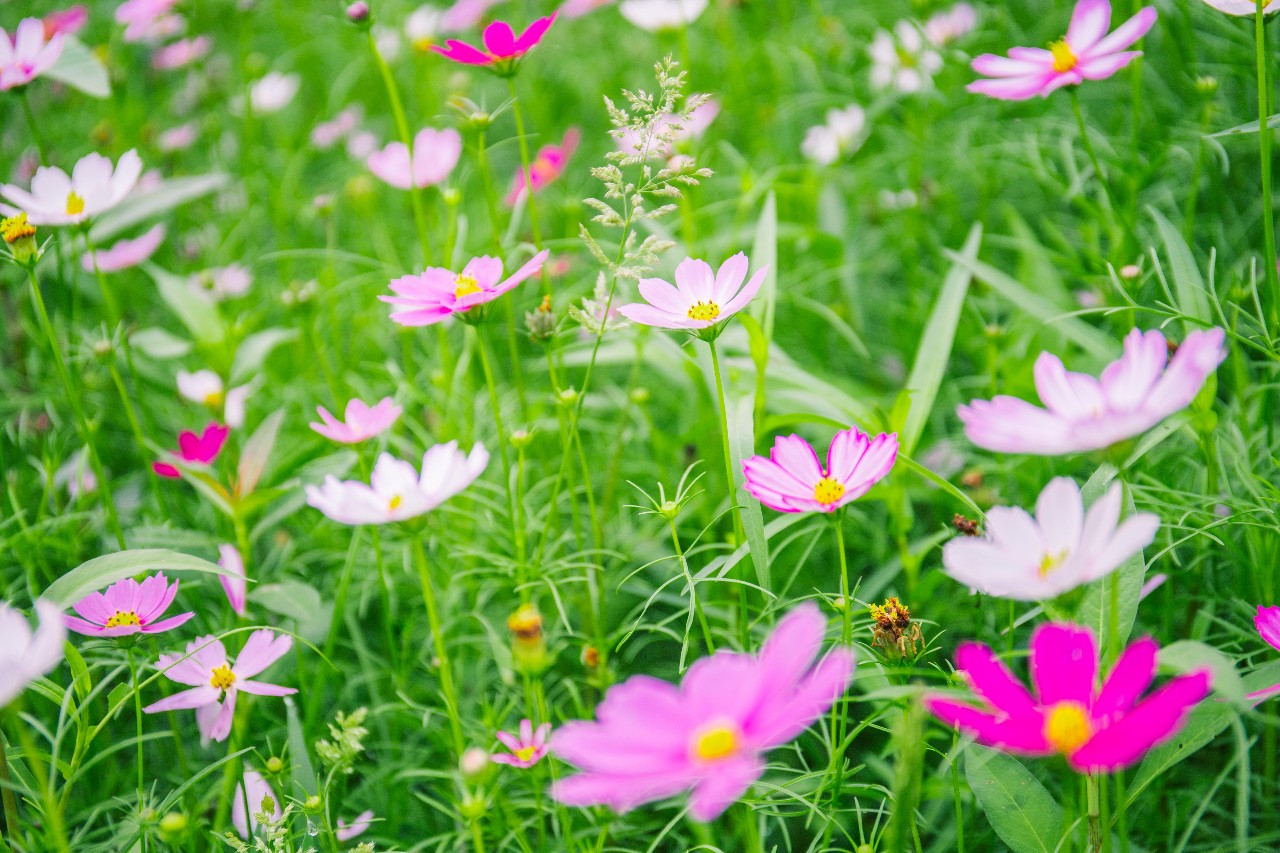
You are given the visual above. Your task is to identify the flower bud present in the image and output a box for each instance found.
[158,812,188,840]
[459,793,486,820]
[266,756,284,774]
[556,387,579,407]
[1195,75,1218,96]
[525,295,557,343]
[507,604,548,675]
[510,429,532,449]
[304,794,321,812]
[657,499,679,520]
[1119,264,1141,280]
[629,387,650,405]
[346,1,370,23]
[92,338,113,359]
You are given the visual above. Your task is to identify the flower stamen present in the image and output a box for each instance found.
[65,191,86,216]
[1044,701,1092,754]
[691,722,739,762]
[209,664,236,690]
[814,477,845,505]
[686,301,721,322]
[454,274,482,299]
[1049,39,1077,73]
[105,611,141,628]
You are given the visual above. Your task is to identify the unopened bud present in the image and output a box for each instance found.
[1119,264,1141,280]
[459,793,486,820]
[304,795,321,812]
[2,213,39,267]
[460,747,490,780]
[158,812,188,840]
[265,756,284,774]
[346,1,370,23]
[510,429,532,449]
[629,387,650,405]
[556,387,578,407]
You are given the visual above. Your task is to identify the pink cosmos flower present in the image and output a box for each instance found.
[616,253,767,333]
[958,328,1227,455]
[743,428,899,514]
[43,7,89,40]
[1,150,143,226]
[152,35,210,70]
[189,264,253,301]
[0,600,66,708]
[367,128,463,190]
[64,574,194,638]
[441,0,510,30]
[115,0,181,43]
[492,719,551,768]
[144,630,297,745]
[924,624,1211,772]
[925,3,977,45]
[336,811,375,841]
[306,442,490,525]
[0,19,65,91]
[505,128,579,205]
[551,603,854,821]
[218,544,247,616]
[560,0,614,18]
[232,770,281,838]
[942,477,1158,601]
[381,250,549,326]
[969,0,1157,101]
[158,123,198,151]
[432,13,557,71]
[1202,0,1280,13]
[1248,606,1280,702]
[176,370,253,428]
[153,422,229,478]
[81,224,166,273]
[311,107,361,149]
[310,397,402,444]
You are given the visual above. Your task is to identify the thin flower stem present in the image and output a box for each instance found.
[1087,772,1103,853]
[19,90,49,165]
[822,514,852,837]
[707,340,746,549]
[668,517,715,661]
[127,651,145,811]
[1069,89,1135,253]
[1256,2,1280,328]
[409,535,466,757]
[507,78,544,255]
[472,325,527,572]
[85,229,152,442]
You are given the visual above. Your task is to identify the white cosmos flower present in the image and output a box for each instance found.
[249,72,299,113]
[0,600,66,708]
[1200,0,1280,14]
[306,443,489,525]
[176,370,254,428]
[619,0,709,31]
[801,105,867,166]
[0,150,143,226]
[869,21,943,93]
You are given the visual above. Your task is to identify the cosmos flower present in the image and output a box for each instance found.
[232,770,281,839]
[310,397,403,444]
[0,600,66,708]
[552,603,854,821]
[336,811,375,841]
[924,624,1211,772]
[441,0,510,30]
[176,370,253,428]
[158,123,199,152]
[1248,606,1280,702]
[560,0,615,18]
[801,105,867,166]
[310,107,361,149]
[406,6,445,51]
[1201,0,1280,13]
[218,544,247,616]
[619,0,709,31]
[433,13,556,71]
[152,35,210,70]
[64,574,194,638]
[743,428,899,514]
[381,250,549,326]
[153,422,229,479]
[1,150,143,227]
[43,6,89,40]
[305,442,489,525]
[1,18,65,90]
[367,127,463,190]
[249,72,299,113]
[115,0,181,43]
[941,478,1159,601]
[616,101,718,162]
[969,0,1157,100]
[53,447,96,498]
[491,719,551,768]
[616,253,767,334]
[189,264,252,301]
[958,328,1227,455]
[869,21,943,93]
[81,223,166,273]
[924,3,977,45]
[505,129,579,205]
[144,630,297,745]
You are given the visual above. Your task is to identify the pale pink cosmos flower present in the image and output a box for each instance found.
[367,128,463,190]
[1,18,64,90]
[1202,0,1280,13]
[492,719,551,768]
[1247,606,1280,702]
[942,478,1158,601]
[382,250,549,326]
[306,442,489,525]
[969,0,1156,101]
[1,150,143,226]
[311,107,362,149]
[218,544,247,616]
[552,603,854,821]
[958,328,1227,455]
[0,600,66,708]
[249,71,299,113]
[505,128,579,205]
[743,428,899,514]
[232,770,281,838]
[347,131,379,160]
[441,0,509,30]
[189,264,253,301]
[925,624,1211,772]
[153,422,229,478]
[801,105,867,166]
[158,123,199,152]
[54,447,97,498]
[115,0,181,43]
[616,253,768,333]
[152,35,210,70]
[336,811,375,841]
[924,3,977,45]
[560,0,614,18]
[81,223,166,273]
[432,13,557,70]
[144,630,297,744]
[310,397,403,444]
[65,574,194,638]
[619,0,709,31]
[43,6,89,40]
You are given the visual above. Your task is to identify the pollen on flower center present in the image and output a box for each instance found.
[388,494,403,511]
[1049,39,1077,73]
[515,745,538,762]
[691,722,739,762]
[1,213,36,244]
[686,301,721,322]
[1038,549,1069,576]
[1044,701,1092,754]
[105,611,141,628]
[814,477,846,505]
[209,664,236,690]
[454,274,482,299]
[65,191,86,216]
[204,392,224,407]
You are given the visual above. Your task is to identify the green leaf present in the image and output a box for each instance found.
[748,191,779,341]
[285,697,319,796]
[254,580,332,644]
[231,328,298,384]
[1129,702,1235,805]
[131,327,192,360]
[91,174,230,243]
[965,745,1063,853]
[144,264,225,344]
[726,393,770,590]
[1150,208,1212,328]
[237,410,285,499]
[44,549,230,608]
[1159,640,1244,702]
[44,37,110,98]
[900,223,982,456]
[1207,112,1280,138]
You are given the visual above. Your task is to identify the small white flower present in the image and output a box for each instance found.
[619,0,709,31]
[250,72,299,113]
[869,21,942,94]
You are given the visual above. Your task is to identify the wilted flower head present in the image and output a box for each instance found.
[367,127,463,190]
[870,21,943,93]
[0,600,66,708]
[82,224,166,273]
[65,574,194,638]
[433,14,557,73]
[1,18,65,90]
[1,150,143,226]
[801,104,867,166]
[153,422,229,478]
[505,128,579,205]
[382,250,549,326]
[743,427,899,513]
[306,443,489,525]
[2,213,40,266]
[249,71,300,113]
[492,719,552,768]
[619,0,709,31]
[310,397,403,444]
[616,252,766,338]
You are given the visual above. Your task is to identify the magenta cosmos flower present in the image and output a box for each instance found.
[65,573,194,638]
[959,328,1226,455]
[381,250,549,326]
[0,19,64,91]
[81,224,166,273]
[925,624,1210,772]
[432,14,557,72]
[743,428,899,514]
[311,397,402,444]
[43,7,88,40]
[551,603,854,821]
[942,478,1158,601]
[144,630,296,744]
[492,719,551,769]
[969,0,1156,100]
[153,422,229,478]
[617,253,768,335]
[505,128,579,205]
[1248,606,1280,702]
[367,127,462,190]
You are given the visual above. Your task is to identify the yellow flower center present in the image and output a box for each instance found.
[1044,701,1092,755]
[388,495,403,511]
[1,213,36,244]
[814,477,846,505]
[65,191,86,216]
[691,722,739,762]
[1038,549,1069,577]
[514,745,538,762]
[105,611,141,628]
[209,665,237,690]
[1050,39,1077,73]
[204,392,224,407]
[454,274,482,299]
[412,37,435,52]
[686,301,721,322]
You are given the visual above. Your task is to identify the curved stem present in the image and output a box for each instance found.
[410,535,466,757]
[472,325,526,579]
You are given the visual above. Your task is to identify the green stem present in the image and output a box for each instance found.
[707,340,746,548]
[668,517,715,662]
[506,77,544,255]
[1070,89,1134,254]
[472,325,525,573]
[409,535,466,757]
[1256,1,1280,327]
[19,90,49,165]
[128,650,145,810]
[0,730,20,846]
[1087,772,1103,853]
[823,514,852,837]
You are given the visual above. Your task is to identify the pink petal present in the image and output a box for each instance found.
[233,629,292,679]
[1091,637,1157,721]
[1087,6,1157,57]
[687,754,764,822]
[955,643,1039,718]
[1068,671,1211,771]
[1066,0,1113,53]
[143,685,219,713]
[511,13,557,54]
[1029,624,1097,706]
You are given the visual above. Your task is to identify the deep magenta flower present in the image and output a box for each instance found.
[65,574,194,638]
[0,18,64,91]
[492,719,551,769]
[617,253,768,334]
[743,428,899,513]
[310,397,402,444]
[153,422,229,478]
[958,328,1226,455]
[969,0,1156,100]
[144,630,296,744]
[432,13,557,72]
[43,7,88,40]
[551,603,854,821]
[1248,606,1280,702]
[381,250,549,326]
[505,128,579,205]
[925,624,1210,772]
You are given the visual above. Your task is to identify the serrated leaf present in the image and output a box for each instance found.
[44,37,109,98]
[966,745,1063,853]
[44,549,230,608]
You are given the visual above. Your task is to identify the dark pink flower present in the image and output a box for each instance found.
[64,573,194,638]
[492,719,551,768]
[43,6,88,40]
[153,422,228,478]
[432,13,557,72]
[505,128,579,205]
[1249,606,1280,702]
